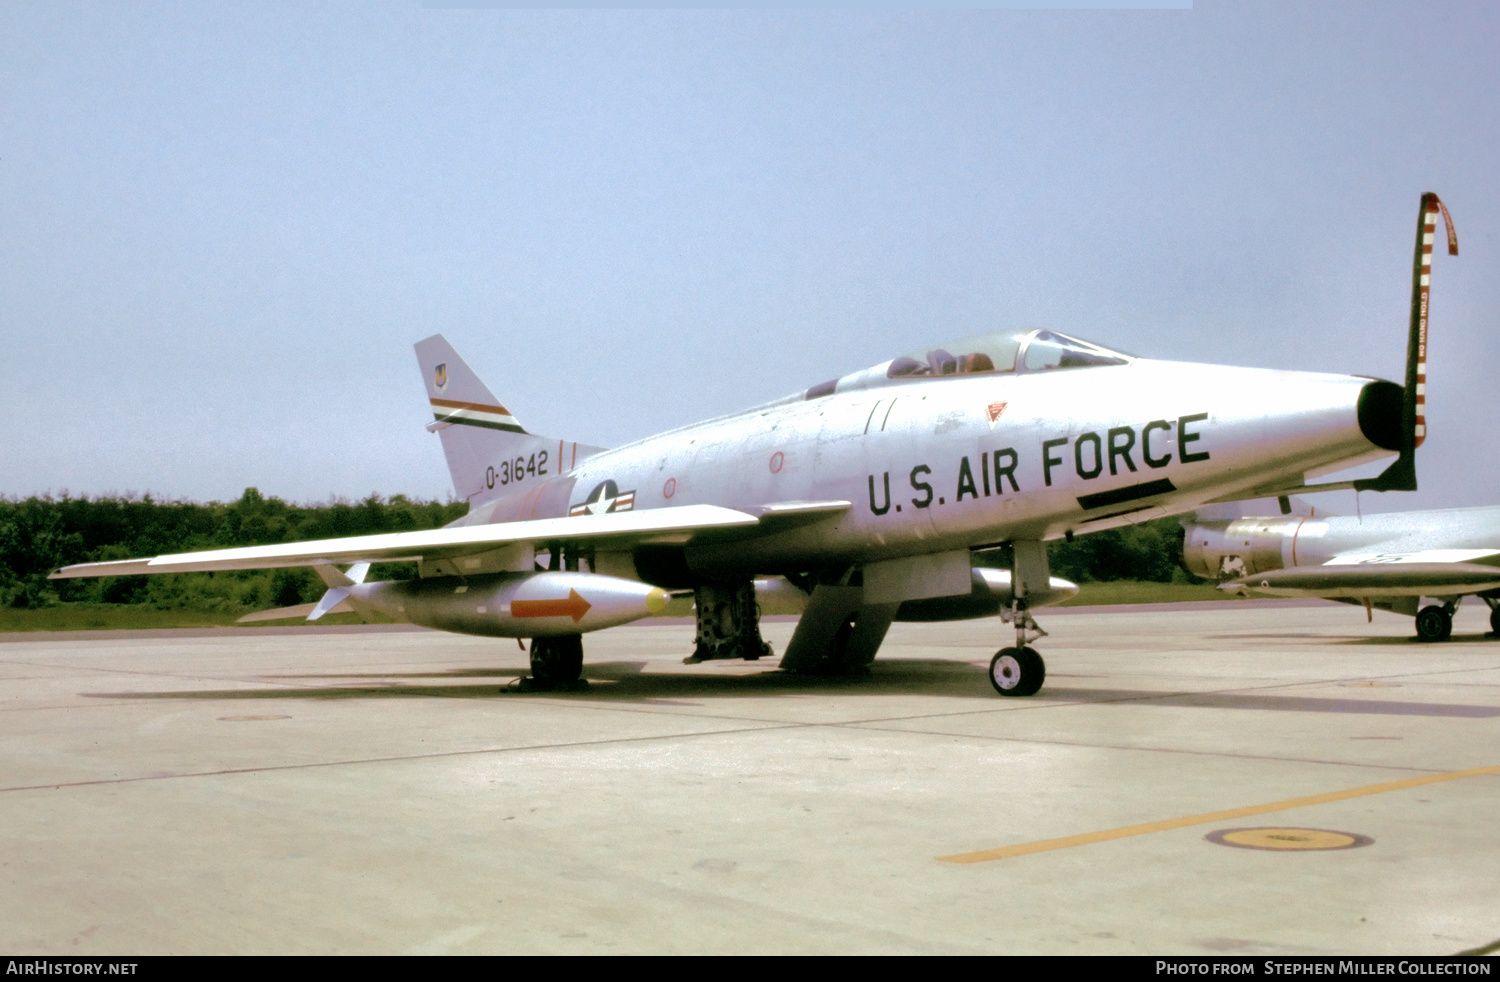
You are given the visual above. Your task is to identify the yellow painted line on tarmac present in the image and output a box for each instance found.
[939,763,1500,864]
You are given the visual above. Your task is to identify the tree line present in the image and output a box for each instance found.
[1,489,1193,612]
[0,489,466,611]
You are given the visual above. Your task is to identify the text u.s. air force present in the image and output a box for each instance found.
[867,412,1209,515]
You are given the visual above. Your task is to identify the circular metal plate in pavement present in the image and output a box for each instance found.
[1205,827,1373,851]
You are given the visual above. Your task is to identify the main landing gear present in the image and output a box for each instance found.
[520,635,586,691]
[1414,603,1456,643]
[990,598,1047,697]
[1485,597,1500,638]
[685,581,772,663]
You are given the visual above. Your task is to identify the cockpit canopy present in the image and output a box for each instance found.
[885,329,1130,380]
[792,328,1134,404]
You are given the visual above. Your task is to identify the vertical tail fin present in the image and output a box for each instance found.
[1407,192,1457,450]
[1354,192,1457,493]
[414,335,603,506]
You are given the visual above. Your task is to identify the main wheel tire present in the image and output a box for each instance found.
[1414,605,1453,643]
[820,614,857,673]
[1490,606,1500,637]
[530,635,584,683]
[989,646,1045,697]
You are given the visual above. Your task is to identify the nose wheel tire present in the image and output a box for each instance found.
[1414,605,1453,643]
[990,646,1045,697]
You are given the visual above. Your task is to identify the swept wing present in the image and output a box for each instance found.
[1224,562,1500,599]
[49,504,765,579]
[1222,541,1500,599]
[1321,547,1500,566]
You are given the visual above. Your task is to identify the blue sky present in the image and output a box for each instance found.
[2,2,1495,513]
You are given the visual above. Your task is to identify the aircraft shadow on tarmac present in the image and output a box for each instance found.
[85,659,997,703]
[1324,632,1500,646]
[1034,688,1499,718]
[82,660,1500,716]
[1205,632,1500,646]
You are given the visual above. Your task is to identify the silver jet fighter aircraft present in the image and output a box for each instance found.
[52,194,1458,697]
[1185,503,1500,641]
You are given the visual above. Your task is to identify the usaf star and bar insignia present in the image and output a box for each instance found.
[569,480,636,517]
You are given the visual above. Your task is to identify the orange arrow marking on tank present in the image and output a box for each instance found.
[512,589,592,623]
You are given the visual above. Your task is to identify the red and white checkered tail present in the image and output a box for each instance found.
[1407,192,1458,449]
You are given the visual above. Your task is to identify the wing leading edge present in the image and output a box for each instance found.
[49,504,764,579]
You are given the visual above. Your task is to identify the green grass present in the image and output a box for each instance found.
[1058,581,1227,606]
[0,605,383,632]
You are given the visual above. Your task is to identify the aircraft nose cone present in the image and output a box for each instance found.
[1357,379,1404,451]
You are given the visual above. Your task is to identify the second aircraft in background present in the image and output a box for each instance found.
[1184,501,1500,642]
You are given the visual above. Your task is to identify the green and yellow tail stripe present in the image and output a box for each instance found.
[429,398,526,433]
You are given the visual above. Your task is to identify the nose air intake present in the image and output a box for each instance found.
[1357,379,1404,452]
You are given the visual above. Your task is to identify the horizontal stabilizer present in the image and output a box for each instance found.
[237,602,319,623]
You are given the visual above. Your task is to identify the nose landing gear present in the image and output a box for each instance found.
[988,541,1052,697]
[990,645,1045,697]
[991,598,1047,697]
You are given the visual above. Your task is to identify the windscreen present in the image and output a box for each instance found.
[1020,331,1131,371]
